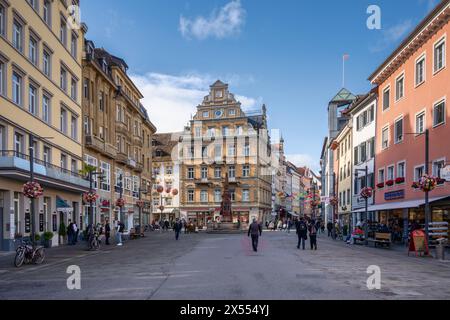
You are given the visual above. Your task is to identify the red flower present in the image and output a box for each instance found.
[395,177,405,184]
[116,198,125,207]
[377,182,385,189]
[386,180,394,186]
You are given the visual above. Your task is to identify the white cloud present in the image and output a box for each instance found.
[131,72,260,133]
[286,154,319,172]
[179,0,246,40]
[370,20,413,53]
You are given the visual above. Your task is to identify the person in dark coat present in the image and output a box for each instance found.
[67,220,74,245]
[248,218,262,252]
[104,219,111,245]
[309,220,318,250]
[327,221,333,237]
[173,218,183,240]
[296,218,308,250]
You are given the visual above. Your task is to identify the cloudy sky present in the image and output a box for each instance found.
[82,0,438,171]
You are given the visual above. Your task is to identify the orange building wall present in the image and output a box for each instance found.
[375,20,450,204]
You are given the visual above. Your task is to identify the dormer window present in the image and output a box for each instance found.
[102,59,108,73]
[156,150,163,157]
[215,90,223,98]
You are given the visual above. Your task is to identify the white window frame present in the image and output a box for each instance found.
[414,164,425,182]
[432,158,446,181]
[200,190,208,203]
[378,168,385,184]
[433,34,446,75]
[414,52,426,87]
[242,165,250,177]
[29,34,38,66]
[394,115,404,144]
[13,18,23,53]
[415,109,426,135]
[381,125,389,150]
[28,83,38,115]
[42,48,51,77]
[432,97,446,128]
[382,85,390,111]
[12,71,23,106]
[242,189,250,202]
[387,165,395,181]
[187,190,194,203]
[0,3,6,37]
[43,0,51,26]
[395,71,405,102]
[397,161,406,180]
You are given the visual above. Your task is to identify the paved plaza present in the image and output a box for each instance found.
[0,231,449,300]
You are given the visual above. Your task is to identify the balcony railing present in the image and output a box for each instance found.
[0,150,89,189]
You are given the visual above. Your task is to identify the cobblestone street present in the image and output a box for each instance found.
[0,231,449,300]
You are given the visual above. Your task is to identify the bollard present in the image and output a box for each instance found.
[435,238,446,261]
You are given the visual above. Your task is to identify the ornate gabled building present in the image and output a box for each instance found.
[82,40,156,230]
[178,81,272,228]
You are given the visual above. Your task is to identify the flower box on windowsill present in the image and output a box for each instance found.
[436,178,446,185]
[386,180,395,187]
[376,182,385,189]
[395,177,405,184]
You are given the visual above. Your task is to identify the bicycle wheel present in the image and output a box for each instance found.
[14,249,25,268]
[33,248,45,265]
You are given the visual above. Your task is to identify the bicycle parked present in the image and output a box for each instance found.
[14,238,45,268]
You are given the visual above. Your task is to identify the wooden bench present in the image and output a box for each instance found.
[368,232,391,248]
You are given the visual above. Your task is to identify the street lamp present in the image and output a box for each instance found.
[86,170,105,227]
[355,166,369,245]
[137,183,149,232]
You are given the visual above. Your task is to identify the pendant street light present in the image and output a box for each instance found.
[355,166,369,245]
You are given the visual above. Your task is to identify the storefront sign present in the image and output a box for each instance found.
[385,190,405,201]
[25,211,31,233]
[39,213,44,232]
[52,215,57,232]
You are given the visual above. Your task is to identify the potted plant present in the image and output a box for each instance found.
[43,231,54,248]
[59,221,67,245]
[395,177,405,184]
[386,180,394,187]
[377,182,385,189]
[32,233,41,243]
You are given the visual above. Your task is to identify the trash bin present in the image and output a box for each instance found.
[435,239,446,260]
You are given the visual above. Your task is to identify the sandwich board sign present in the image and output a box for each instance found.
[440,166,450,182]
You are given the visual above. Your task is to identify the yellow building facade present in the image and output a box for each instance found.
[0,0,88,250]
[179,81,272,228]
[82,40,156,231]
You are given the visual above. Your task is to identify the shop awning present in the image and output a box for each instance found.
[353,196,450,213]
[56,196,73,213]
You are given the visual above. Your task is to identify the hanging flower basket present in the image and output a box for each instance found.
[116,198,126,208]
[418,175,437,192]
[22,181,44,199]
[165,187,172,194]
[101,199,110,207]
[156,185,164,193]
[395,177,405,184]
[83,192,99,203]
[329,197,339,206]
[360,187,373,199]
[136,200,145,208]
[386,180,395,187]
[171,188,179,196]
[376,182,385,189]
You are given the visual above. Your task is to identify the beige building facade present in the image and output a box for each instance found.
[82,40,156,231]
[0,0,88,250]
[179,81,272,228]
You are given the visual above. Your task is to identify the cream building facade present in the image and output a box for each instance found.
[179,81,272,228]
[82,40,156,231]
[0,0,88,250]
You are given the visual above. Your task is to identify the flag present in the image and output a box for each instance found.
[343,54,350,61]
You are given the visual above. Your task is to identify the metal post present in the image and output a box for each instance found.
[364,166,369,245]
[119,174,123,223]
[424,129,430,242]
[29,134,35,247]
[89,171,93,226]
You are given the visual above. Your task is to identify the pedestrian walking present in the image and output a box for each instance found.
[277,220,283,231]
[116,221,124,246]
[67,220,74,245]
[164,219,170,231]
[248,218,262,252]
[320,221,325,234]
[309,220,318,250]
[174,218,182,240]
[296,218,308,250]
[72,221,79,245]
[105,219,111,245]
[327,221,333,237]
